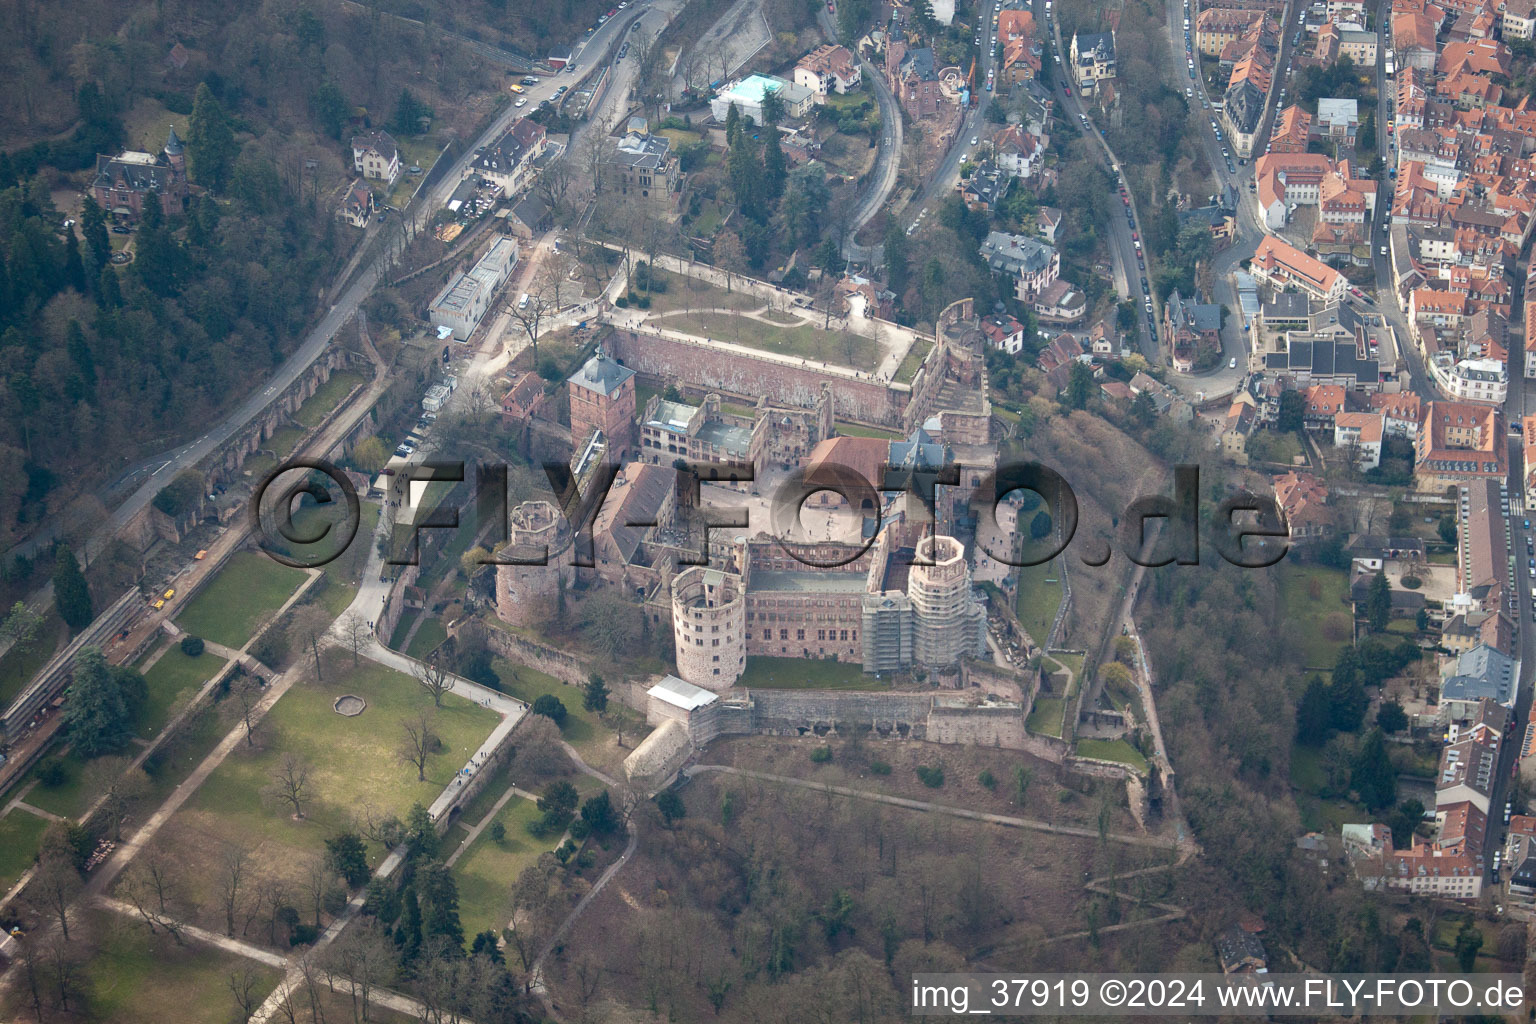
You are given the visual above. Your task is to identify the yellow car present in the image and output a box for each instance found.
[162,588,176,600]
[194,549,208,560]
[153,600,165,610]
[509,83,524,93]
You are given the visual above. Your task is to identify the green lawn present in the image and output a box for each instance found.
[893,339,933,384]
[1075,737,1149,773]
[138,645,228,737]
[184,661,499,863]
[736,656,889,690]
[175,551,309,649]
[664,311,878,368]
[0,808,48,891]
[835,422,903,440]
[406,618,449,659]
[293,371,367,429]
[25,753,102,819]
[1015,559,1064,644]
[1278,564,1352,670]
[74,909,282,1024]
[453,794,562,940]
[1026,696,1066,738]
[488,658,598,746]
[639,268,761,315]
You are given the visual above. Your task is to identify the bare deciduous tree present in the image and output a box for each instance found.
[267,751,311,819]
[400,710,436,782]
[218,843,248,937]
[337,611,370,666]
[288,604,334,681]
[411,655,455,707]
[229,965,265,1018]
[230,672,265,748]
[120,859,185,943]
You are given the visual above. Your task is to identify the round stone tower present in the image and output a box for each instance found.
[494,500,573,627]
[670,566,746,690]
[908,534,984,668]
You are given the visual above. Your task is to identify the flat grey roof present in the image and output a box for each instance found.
[752,570,867,593]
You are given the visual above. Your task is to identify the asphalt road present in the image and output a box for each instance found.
[812,5,903,264]
[1035,0,1158,359]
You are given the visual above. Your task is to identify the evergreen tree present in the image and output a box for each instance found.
[884,221,910,299]
[404,802,440,861]
[188,82,237,191]
[1295,675,1332,746]
[62,232,86,293]
[80,196,110,274]
[762,124,787,202]
[725,102,741,146]
[397,887,423,960]
[65,321,96,389]
[1326,647,1367,732]
[1365,570,1392,632]
[1066,361,1093,409]
[580,791,621,835]
[582,673,609,713]
[417,862,465,950]
[60,649,134,758]
[133,196,181,296]
[52,545,93,630]
[1350,728,1397,811]
[325,832,370,887]
[97,266,122,309]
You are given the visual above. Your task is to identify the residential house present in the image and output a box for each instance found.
[609,129,683,204]
[467,118,547,197]
[1213,925,1269,974]
[1302,383,1347,430]
[1036,333,1086,391]
[979,313,1027,354]
[1334,411,1385,469]
[1316,98,1361,142]
[958,162,1010,210]
[1273,470,1335,541]
[1069,32,1117,96]
[1436,731,1502,811]
[979,231,1060,302]
[711,75,816,123]
[998,9,1042,84]
[991,124,1045,179]
[1036,206,1062,242]
[91,127,188,220]
[1164,289,1223,373]
[338,179,374,228]
[1269,104,1313,154]
[886,43,946,119]
[351,130,401,186]
[794,44,861,98]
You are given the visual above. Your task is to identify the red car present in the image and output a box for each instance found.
[607,8,617,15]
[1132,231,1139,241]
[1063,86,1071,96]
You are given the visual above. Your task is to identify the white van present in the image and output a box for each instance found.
[518,292,530,309]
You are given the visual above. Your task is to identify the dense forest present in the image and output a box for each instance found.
[0,0,514,548]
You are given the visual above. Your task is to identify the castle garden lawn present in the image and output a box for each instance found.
[453,795,561,941]
[175,551,308,649]
[124,661,498,937]
[138,644,228,737]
